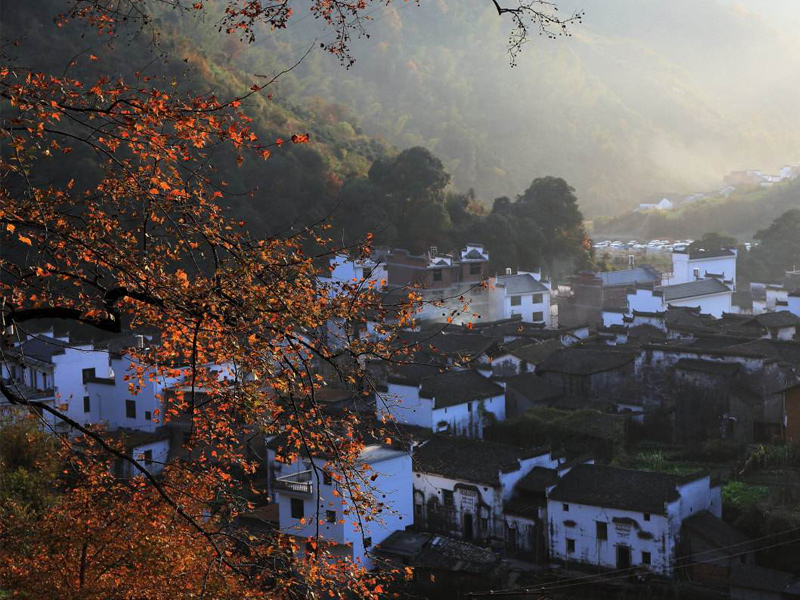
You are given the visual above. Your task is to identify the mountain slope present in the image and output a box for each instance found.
[223,0,800,216]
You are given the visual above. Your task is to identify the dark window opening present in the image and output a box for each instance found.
[532,293,544,304]
[469,264,482,275]
[642,551,651,565]
[510,296,522,306]
[443,490,454,508]
[144,411,152,421]
[363,537,372,549]
[82,368,96,383]
[566,538,575,553]
[432,270,442,282]
[323,471,332,486]
[290,498,304,519]
[83,396,91,413]
[143,449,153,466]
[125,399,136,419]
[326,510,336,523]
[643,513,651,521]
[562,503,569,512]
[532,311,544,322]
[597,521,608,540]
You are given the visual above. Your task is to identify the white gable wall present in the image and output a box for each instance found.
[381,382,433,429]
[669,291,732,318]
[548,500,674,576]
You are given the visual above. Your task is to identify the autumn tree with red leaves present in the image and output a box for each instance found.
[0,1,577,598]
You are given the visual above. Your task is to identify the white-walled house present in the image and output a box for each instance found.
[412,435,560,548]
[323,254,387,290]
[667,249,737,289]
[627,280,733,318]
[85,354,184,432]
[491,273,551,325]
[269,443,413,569]
[1,333,111,427]
[110,429,171,478]
[547,464,722,577]
[789,291,800,320]
[381,368,505,438]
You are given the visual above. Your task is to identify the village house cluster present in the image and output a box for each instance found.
[4,241,800,597]
[637,162,800,213]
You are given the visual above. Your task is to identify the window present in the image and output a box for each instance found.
[562,503,569,512]
[432,270,442,282]
[531,311,544,322]
[363,537,372,549]
[481,517,488,531]
[323,471,332,486]
[326,510,336,524]
[83,396,91,413]
[469,263,482,275]
[531,293,543,304]
[566,538,575,553]
[643,513,651,521]
[143,449,153,466]
[443,490,455,508]
[41,372,49,389]
[510,296,522,306]
[291,498,304,519]
[144,411,151,421]
[82,368,96,383]
[642,551,651,565]
[415,504,423,518]
[596,521,608,540]
[467,402,473,413]
[125,399,136,419]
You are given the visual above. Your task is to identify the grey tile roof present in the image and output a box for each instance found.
[536,348,636,375]
[516,466,559,494]
[684,249,736,260]
[496,273,549,295]
[751,311,800,328]
[504,373,563,402]
[378,531,500,574]
[396,330,497,361]
[596,266,661,287]
[419,369,504,408]
[503,338,564,364]
[548,464,696,514]
[656,278,731,301]
[412,434,546,486]
[463,249,486,260]
[674,359,741,377]
[682,510,751,556]
[10,337,71,363]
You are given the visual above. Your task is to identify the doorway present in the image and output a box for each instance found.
[463,513,474,541]
[616,545,631,569]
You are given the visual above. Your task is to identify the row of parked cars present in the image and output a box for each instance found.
[592,239,693,252]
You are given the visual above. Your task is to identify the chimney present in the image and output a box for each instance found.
[693,268,700,280]
[134,334,145,349]
[505,268,512,276]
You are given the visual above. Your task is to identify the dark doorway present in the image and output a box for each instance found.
[463,513,474,541]
[616,545,631,569]
[506,526,517,552]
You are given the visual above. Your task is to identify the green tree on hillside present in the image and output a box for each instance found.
[748,209,800,280]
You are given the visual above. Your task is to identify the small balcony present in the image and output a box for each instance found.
[274,470,313,496]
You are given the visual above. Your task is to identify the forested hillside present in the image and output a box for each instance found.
[4,0,592,276]
[224,0,800,216]
[593,179,800,242]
